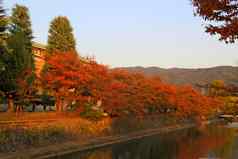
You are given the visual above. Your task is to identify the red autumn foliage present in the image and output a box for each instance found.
[192,0,238,43]
[41,51,222,120]
[102,69,221,120]
[175,85,222,120]
[41,52,108,112]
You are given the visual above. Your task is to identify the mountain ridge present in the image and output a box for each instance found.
[118,66,238,86]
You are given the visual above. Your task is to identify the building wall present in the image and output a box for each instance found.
[32,42,47,76]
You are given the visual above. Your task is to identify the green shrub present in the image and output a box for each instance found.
[80,102,105,121]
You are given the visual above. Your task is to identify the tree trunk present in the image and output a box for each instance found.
[7,97,14,112]
[32,104,36,112]
[55,98,62,112]
[59,99,64,112]
[55,100,59,112]
[43,105,47,111]
[62,100,68,112]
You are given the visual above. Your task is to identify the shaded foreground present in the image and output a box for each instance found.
[0,122,195,159]
[0,112,200,159]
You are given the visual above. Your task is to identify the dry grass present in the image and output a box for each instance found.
[55,117,112,136]
[0,112,62,121]
[0,112,112,153]
[0,112,112,135]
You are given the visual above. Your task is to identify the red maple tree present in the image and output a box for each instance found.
[192,0,238,43]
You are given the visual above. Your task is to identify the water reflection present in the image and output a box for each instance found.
[54,124,238,159]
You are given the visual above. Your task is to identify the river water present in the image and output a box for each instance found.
[54,123,238,159]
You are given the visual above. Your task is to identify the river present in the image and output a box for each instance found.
[51,122,238,159]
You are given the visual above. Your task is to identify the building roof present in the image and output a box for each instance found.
[32,41,46,50]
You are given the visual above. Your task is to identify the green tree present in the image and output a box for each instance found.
[0,1,16,111]
[47,16,76,53]
[0,0,8,68]
[0,4,35,112]
[0,0,11,99]
[9,4,34,69]
[0,0,7,34]
[209,80,225,97]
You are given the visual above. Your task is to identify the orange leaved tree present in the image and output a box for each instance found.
[41,52,108,112]
[192,0,238,43]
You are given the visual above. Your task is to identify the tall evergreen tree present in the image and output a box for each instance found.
[0,0,7,37]
[9,4,34,69]
[0,4,34,112]
[0,0,9,96]
[0,0,9,89]
[47,16,76,53]
[0,0,7,29]
[0,0,16,111]
[0,0,8,58]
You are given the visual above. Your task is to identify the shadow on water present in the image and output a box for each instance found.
[52,123,238,159]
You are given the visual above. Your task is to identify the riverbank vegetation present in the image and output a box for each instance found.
[0,0,237,154]
[41,52,222,121]
[204,80,238,115]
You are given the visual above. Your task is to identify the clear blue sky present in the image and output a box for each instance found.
[4,0,238,68]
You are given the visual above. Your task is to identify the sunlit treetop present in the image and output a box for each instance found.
[11,4,32,38]
[192,0,238,43]
[47,16,76,53]
[0,0,7,43]
[0,0,7,33]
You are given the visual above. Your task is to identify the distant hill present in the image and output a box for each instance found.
[119,66,238,86]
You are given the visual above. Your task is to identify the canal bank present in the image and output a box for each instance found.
[0,120,217,159]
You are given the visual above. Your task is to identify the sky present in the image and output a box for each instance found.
[4,0,238,68]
